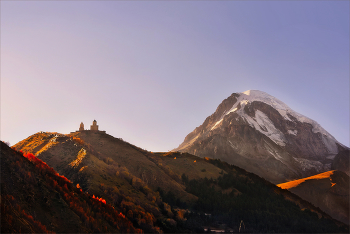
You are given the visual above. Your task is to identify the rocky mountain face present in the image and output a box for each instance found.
[332,149,350,176]
[174,90,348,184]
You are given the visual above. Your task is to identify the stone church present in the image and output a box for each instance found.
[77,120,105,133]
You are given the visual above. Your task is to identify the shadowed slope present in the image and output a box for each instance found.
[277,170,349,225]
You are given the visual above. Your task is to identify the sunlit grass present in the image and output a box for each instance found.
[69,148,87,168]
[277,170,335,190]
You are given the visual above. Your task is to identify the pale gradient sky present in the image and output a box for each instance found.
[1,1,349,151]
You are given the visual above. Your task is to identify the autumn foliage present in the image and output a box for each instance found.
[7,149,142,233]
[70,136,85,145]
[92,194,106,204]
[1,194,53,233]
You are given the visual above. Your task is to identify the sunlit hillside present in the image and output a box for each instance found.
[0,141,143,233]
[277,170,336,190]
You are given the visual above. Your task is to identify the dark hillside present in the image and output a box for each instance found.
[1,141,142,233]
[181,158,348,232]
[277,170,349,225]
[332,149,350,176]
[11,131,349,233]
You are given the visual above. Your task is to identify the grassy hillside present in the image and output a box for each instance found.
[12,132,198,232]
[11,131,349,233]
[1,141,142,233]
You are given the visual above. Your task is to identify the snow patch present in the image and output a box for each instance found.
[244,110,286,146]
[287,130,298,136]
[320,134,338,155]
[227,107,238,115]
[326,155,336,160]
[264,140,284,162]
[228,140,238,150]
[210,106,238,131]
[211,119,223,130]
[294,158,324,172]
[277,109,293,121]
[266,147,284,161]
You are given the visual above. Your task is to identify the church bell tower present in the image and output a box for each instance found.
[79,122,84,131]
[90,120,99,131]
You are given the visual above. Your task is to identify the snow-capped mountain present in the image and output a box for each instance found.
[174,90,348,184]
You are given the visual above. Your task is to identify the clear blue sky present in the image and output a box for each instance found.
[1,1,349,151]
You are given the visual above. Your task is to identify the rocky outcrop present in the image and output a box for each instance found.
[174,90,348,184]
[332,149,350,176]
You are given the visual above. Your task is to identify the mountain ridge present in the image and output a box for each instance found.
[10,130,349,232]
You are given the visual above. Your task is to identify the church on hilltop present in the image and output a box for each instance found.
[76,120,105,133]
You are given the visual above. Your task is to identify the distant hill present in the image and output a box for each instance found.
[9,131,349,232]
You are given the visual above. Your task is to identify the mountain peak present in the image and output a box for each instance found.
[242,89,268,96]
[239,90,290,112]
[233,90,340,146]
[175,90,347,184]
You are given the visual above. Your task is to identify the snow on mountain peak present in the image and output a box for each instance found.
[243,89,267,96]
[240,90,290,112]
[208,90,339,152]
[237,90,339,153]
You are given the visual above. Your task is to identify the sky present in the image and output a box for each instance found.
[1,1,349,151]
